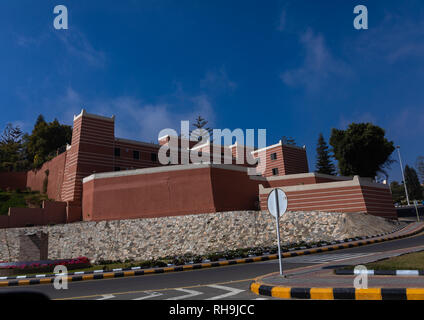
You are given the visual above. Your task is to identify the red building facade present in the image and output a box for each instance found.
[0,109,397,228]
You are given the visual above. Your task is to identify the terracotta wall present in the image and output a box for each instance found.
[0,172,27,190]
[259,176,396,218]
[0,200,79,229]
[82,166,216,221]
[6,208,45,228]
[281,145,309,175]
[61,113,115,203]
[362,185,398,218]
[0,201,81,228]
[82,165,266,221]
[114,139,160,171]
[252,143,309,178]
[26,152,67,201]
[210,168,266,212]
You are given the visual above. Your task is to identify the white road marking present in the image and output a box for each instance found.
[285,252,379,264]
[206,284,245,300]
[396,270,419,276]
[96,294,115,300]
[166,288,203,300]
[133,292,163,300]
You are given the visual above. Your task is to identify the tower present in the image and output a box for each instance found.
[61,109,115,203]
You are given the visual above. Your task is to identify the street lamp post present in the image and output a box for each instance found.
[396,146,410,206]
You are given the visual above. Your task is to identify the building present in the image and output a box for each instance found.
[0,110,397,228]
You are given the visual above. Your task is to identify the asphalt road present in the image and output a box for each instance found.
[1,231,423,300]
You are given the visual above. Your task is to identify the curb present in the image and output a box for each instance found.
[335,269,424,276]
[250,282,424,300]
[0,223,421,287]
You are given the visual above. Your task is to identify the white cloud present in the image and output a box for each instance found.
[46,87,216,143]
[277,8,287,32]
[200,67,237,92]
[55,29,106,68]
[338,112,377,129]
[355,14,424,64]
[281,29,351,92]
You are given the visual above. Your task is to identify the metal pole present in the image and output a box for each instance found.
[397,146,410,206]
[414,200,420,222]
[275,191,283,276]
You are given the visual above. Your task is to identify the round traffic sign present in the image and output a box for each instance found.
[267,188,288,218]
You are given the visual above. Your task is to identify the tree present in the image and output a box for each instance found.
[281,136,296,146]
[416,156,424,184]
[23,115,72,168]
[390,181,406,204]
[315,133,336,175]
[191,116,213,142]
[0,123,28,172]
[329,122,395,178]
[404,165,423,200]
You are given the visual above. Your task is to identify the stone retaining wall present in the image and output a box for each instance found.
[0,211,403,263]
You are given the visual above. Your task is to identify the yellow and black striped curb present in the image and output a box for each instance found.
[1,223,422,287]
[250,282,424,300]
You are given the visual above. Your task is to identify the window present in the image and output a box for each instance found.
[114,148,121,157]
[270,153,277,160]
[114,167,120,171]
[272,168,279,176]
[198,151,203,157]
[133,150,140,160]
[151,153,158,162]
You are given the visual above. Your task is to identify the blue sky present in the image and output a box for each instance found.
[0,0,423,182]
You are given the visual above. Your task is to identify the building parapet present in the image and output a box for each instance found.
[73,109,115,122]
[82,163,268,184]
[259,175,390,194]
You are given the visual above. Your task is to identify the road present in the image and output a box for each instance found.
[1,231,423,300]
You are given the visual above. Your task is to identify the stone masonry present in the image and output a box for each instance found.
[0,211,403,263]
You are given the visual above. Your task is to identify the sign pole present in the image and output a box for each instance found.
[274,190,283,276]
[267,188,287,278]
[414,200,420,222]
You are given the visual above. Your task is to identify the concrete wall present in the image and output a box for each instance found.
[0,210,402,263]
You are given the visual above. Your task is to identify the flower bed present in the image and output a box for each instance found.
[0,257,90,276]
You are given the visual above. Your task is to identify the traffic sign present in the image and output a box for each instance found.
[267,188,288,276]
[267,188,288,218]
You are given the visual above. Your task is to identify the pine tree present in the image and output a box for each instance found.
[404,165,423,200]
[191,116,213,142]
[315,133,336,175]
[0,123,27,172]
[281,136,296,146]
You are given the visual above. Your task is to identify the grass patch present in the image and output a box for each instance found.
[0,189,49,215]
[341,250,424,271]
